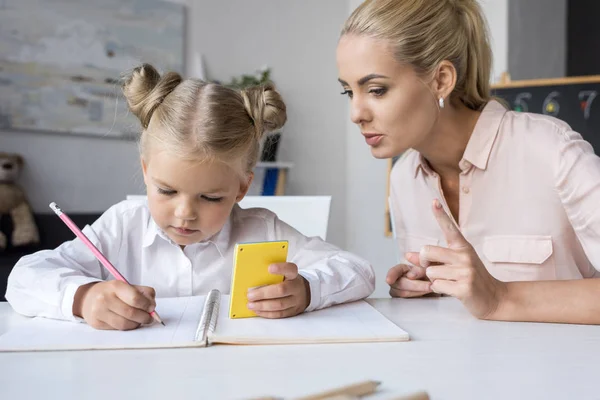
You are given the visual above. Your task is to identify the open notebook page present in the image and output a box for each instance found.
[0,296,207,351]
[214,296,409,345]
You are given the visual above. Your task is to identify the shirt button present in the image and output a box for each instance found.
[462,186,470,194]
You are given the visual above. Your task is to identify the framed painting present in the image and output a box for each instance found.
[0,0,184,139]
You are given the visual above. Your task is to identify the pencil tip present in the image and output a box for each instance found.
[161,321,166,326]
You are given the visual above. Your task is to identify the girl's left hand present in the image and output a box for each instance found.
[246,263,311,318]
[407,199,508,319]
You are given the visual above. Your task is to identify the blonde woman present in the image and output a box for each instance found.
[337,0,600,324]
[6,64,375,330]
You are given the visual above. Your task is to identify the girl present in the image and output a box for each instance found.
[337,0,600,324]
[6,64,375,330]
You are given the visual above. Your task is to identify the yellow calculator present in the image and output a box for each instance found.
[229,240,289,319]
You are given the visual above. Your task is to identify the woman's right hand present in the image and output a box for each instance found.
[386,253,433,298]
[73,280,156,330]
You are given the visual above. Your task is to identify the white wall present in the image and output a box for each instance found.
[508,0,566,80]
[344,0,508,297]
[189,0,349,247]
[0,133,141,213]
[480,0,509,83]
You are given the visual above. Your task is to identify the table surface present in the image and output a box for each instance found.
[0,297,598,400]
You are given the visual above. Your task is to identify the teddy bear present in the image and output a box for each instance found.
[0,152,39,250]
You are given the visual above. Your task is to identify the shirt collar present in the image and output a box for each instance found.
[414,99,507,177]
[142,208,234,257]
[462,99,507,170]
[203,211,233,258]
[142,216,162,248]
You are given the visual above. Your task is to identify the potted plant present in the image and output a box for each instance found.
[220,67,282,162]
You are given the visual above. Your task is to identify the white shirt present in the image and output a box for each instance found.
[6,200,375,321]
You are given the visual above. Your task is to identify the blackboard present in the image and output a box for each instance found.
[384,75,600,237]
[491,75,600,154]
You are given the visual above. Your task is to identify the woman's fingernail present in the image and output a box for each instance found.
[247,302,255,310]
[407,272,417,279]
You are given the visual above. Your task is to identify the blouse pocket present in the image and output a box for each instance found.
[481,235,555,281]
[403,234,439,254]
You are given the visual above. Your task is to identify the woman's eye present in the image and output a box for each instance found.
[370,87,387,96]
[340,89,353,98]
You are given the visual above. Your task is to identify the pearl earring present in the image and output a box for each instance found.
[439,97,445,109]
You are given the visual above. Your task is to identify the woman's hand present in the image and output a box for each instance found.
[386,260,432,298]
[407,199,507,319]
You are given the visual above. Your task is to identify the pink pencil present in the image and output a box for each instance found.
[49,202,164,326]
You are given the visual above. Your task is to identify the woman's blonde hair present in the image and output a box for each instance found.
[342,0,492,111]
[121,63,287,174]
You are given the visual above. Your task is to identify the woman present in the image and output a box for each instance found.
[336,0,600,324]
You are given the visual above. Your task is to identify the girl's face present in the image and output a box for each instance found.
[142,148,251,247]
[336,34,438,158]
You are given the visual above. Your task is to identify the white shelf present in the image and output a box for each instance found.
[255,162,293,169]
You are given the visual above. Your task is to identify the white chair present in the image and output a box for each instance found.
[126,195,148,201]
[125,195,331,240]
[238,196,331,240]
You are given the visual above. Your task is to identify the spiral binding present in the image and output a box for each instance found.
[194,289,221,345]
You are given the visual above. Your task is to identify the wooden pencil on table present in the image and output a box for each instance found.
[387,391,430,400]
[294,380,381,400]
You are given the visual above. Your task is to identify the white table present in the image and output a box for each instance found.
[0,297,598,400]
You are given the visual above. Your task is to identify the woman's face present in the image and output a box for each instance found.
[336,34,438,158]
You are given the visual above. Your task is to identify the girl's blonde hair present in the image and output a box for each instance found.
[342,0,492,111]
[121,64,287,174]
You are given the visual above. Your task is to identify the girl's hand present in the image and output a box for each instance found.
[73,280,156,330]
[246,263,311,318]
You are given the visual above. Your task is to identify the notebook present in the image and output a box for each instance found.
[0,290,409,352]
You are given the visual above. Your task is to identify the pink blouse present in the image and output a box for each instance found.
[390,100,600,281]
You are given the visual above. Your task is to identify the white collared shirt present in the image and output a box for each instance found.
[6,200,375,321]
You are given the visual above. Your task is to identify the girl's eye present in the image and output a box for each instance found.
[340,89,353,98]
[157,188,176,196]
[202,196,223,202]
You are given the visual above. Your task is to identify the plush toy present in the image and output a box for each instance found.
[0,152,39,250]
